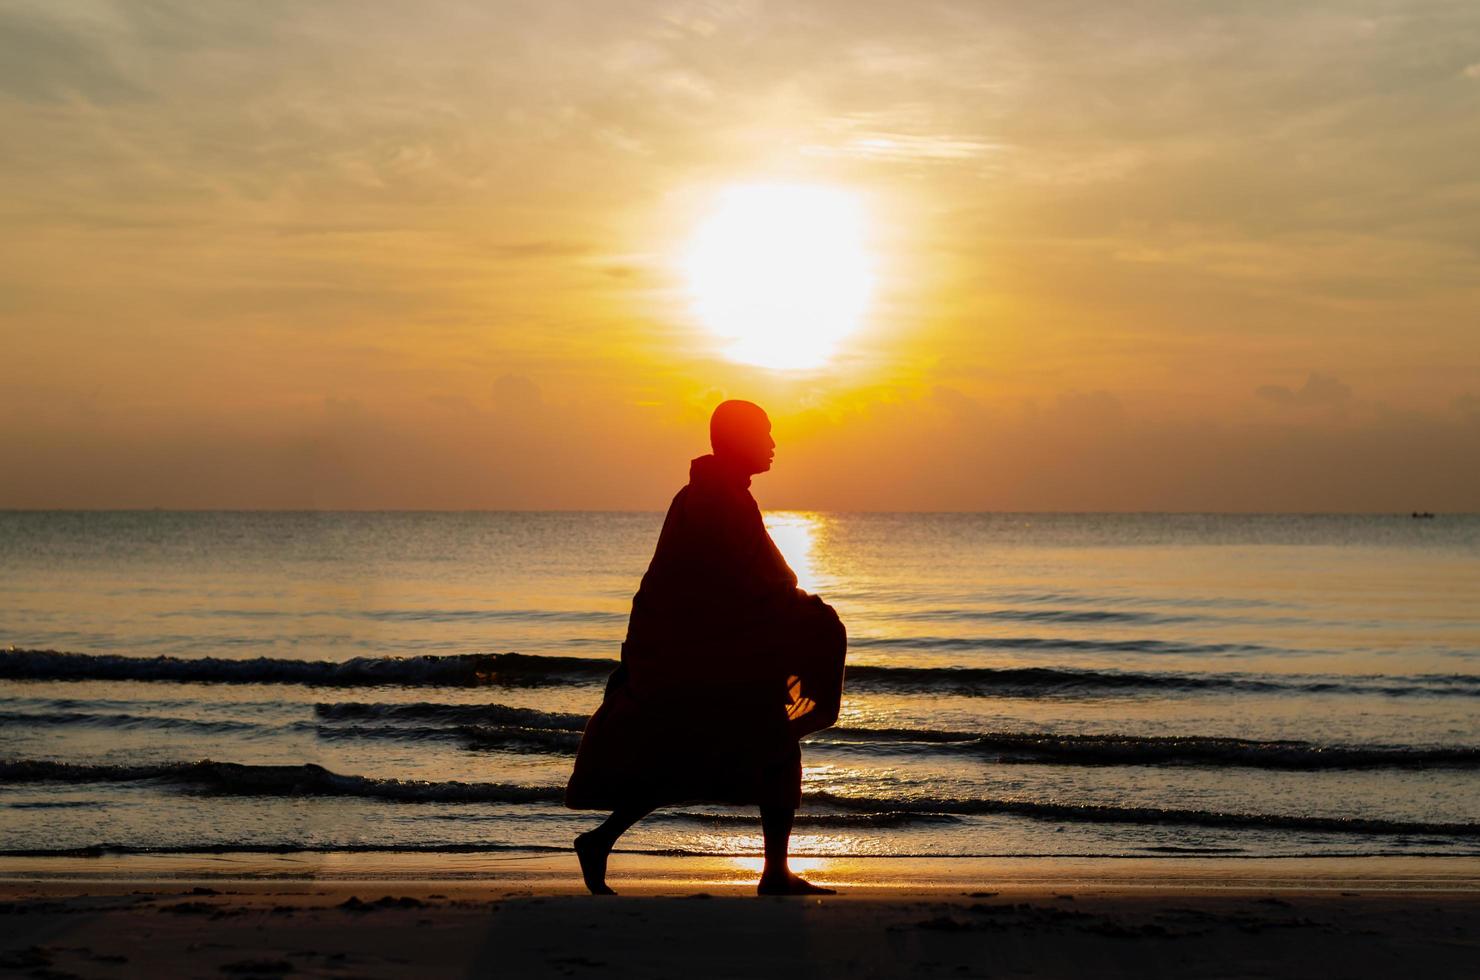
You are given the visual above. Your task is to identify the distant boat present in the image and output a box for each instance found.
[1410,511,1436,519]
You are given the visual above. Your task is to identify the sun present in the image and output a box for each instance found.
[683,184,874,370]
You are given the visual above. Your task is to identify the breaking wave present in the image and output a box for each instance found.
[314,700,588,730]
[0,759,566,804]
[0,649,610,688]
[0,709,262,735]
[849,636,1271,655]
[7,649,1478,699]
[4,758,1478,839]
[803,791,1480,838]
[815,728,1480,770]
[306,700,1480,770]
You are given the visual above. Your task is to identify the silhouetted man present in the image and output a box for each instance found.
[565,399,847,895]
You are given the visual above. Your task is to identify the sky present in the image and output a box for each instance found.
[2,0,1477,511]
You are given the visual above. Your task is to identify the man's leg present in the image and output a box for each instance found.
[575,804,654,895]
[757,805,836,896]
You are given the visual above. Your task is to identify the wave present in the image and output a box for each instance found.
[309,700,1480,770]
[890,609,1198,625]
[648,810,961,828]
[22,707,1463,773]
[850,636,1271,656]
[314,700,588,730]
[310,700,589,753]
[0,842,571,858]
[365,609,623,624]
[817,728,1480,770]
[0,649,612,688]
[0,709,263,735]
[844,664,1480,698]
[8,649,1478,699]
[803,791,1480,839]
[309,722,586,754]
[0,759,567,805]
[5,758,1478,838]
[159,608,625,625]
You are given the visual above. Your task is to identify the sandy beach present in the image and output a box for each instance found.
[3,854,1477,978]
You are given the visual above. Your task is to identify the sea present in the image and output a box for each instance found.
[2,511,1478,863]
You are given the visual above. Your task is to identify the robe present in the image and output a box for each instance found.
[564,453,847,811]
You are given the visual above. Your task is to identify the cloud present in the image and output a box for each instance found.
[489,241,594,260]
[1256,373,1353,408]
[0,6,146,104]
[1054,389,1125,421]
[802,130,1003,163]
[929,385,980,418]
[492,374,543,410]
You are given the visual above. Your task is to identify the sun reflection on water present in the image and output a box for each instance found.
[764,511,829,593]
[728,855,833,875]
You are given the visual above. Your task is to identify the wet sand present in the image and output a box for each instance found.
[2,854,1477,978]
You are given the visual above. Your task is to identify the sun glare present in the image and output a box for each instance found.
[683,184,873,370]
[764,511,825,593]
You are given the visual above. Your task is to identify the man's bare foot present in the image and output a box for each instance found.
[575,832,616,895]
[757,872,836,896]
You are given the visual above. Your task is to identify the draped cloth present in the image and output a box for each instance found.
[564,454,847,811]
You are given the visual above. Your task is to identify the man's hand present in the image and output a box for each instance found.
[784,674,816,721]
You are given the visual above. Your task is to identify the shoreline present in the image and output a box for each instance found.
[6,851,1480,892]
[2,857,1477,978]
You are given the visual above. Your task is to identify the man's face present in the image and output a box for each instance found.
[718,414,776,474]
[745,423,777,474]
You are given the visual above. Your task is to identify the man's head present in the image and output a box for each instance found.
[710,399,775,474]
